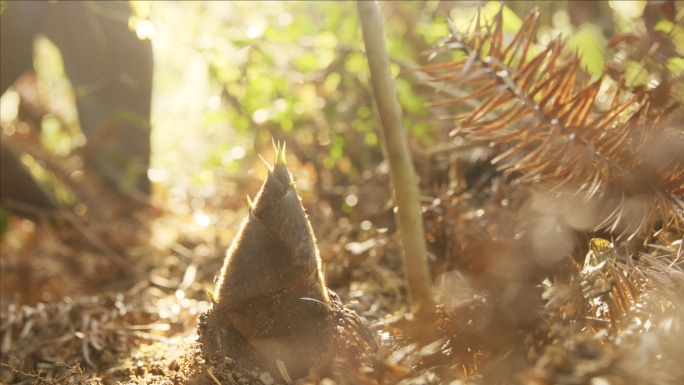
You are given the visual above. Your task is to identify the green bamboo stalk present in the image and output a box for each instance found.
[357,0,435,313]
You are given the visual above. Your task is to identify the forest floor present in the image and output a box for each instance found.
[1,150,683,385]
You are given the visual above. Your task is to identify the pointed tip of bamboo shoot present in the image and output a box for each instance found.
[258,153,273,173]
[272,139,287,166]
[279,142,287,166]
[246,195,254,212]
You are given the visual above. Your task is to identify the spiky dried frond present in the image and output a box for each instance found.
[578,239,683,330]
[532,238,684,384]
[421,6,684,238]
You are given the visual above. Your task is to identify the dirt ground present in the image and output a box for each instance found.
[1,147,684,385]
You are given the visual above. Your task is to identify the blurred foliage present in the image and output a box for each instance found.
[36,37,84,159]
[4,0,679,222]
[147,1,447,193]
[137,1,462,222]
[567,24,606,77]
[139,1,636,198]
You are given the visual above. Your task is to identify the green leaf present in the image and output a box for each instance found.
[322,73,341,95]
[483,1,522,34]
[364,131,378,147]
[396,77,426,115]
[654,20,684,56]
[345,52,368,75]
[296,52,321,72]
[415,18,449,46]
[567,24,606,77]
[624,60,649,87]
[667,58,684,76]
[0,0,7,15]
[0,206,10,240]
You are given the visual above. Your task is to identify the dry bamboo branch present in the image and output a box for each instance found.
[357,0,435,313]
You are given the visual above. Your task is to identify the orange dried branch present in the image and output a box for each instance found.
[420,5,684,238]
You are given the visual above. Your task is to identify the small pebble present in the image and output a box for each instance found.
[259,372,274,385]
